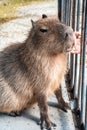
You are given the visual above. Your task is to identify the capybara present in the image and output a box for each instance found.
[0,15,75,129]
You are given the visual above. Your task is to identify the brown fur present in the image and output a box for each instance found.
[0,16,75,129]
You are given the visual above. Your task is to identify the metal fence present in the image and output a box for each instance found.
[58,0,87,130]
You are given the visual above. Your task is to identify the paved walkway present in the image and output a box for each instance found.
[0,0,58,50]
[0,1,76,130]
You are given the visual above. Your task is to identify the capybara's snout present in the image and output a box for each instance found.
[63,26,75,52]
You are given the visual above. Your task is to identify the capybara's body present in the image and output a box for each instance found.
[0,15,75,129]
[0,40,67,113]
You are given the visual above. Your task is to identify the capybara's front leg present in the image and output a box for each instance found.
[54,85,70,112]
[37,95,56,130]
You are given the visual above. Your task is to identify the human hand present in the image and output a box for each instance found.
[71,32,81,54]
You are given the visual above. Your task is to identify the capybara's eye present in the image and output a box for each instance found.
[40,28,48,33]
[65,33,69,39]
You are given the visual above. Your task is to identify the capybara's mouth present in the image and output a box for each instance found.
[66,43,74,52]
[66,47,73,52]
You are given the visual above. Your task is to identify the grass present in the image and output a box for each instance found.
[0,0,51,24]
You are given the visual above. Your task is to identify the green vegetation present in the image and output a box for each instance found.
[0,0,51,24]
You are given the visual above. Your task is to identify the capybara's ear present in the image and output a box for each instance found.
[31,19,35,28]
[42,14,47,19]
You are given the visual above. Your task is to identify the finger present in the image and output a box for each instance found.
[74,32,81,37]
[71,46,80,54]
[70,50,80,54]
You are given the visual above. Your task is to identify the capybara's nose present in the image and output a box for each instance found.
[65,26,75,46]
[65,33,69,39]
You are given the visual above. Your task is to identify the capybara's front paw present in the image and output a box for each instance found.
[8,111,21,117]
[58,102,71,112]
[37,119,56,130]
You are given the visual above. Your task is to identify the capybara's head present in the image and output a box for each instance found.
[30,15,75,55]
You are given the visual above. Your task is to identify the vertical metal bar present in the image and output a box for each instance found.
[72,0,77,30]
[65,0,69,25]
[61,0,67,23]
[74,0,81,100]
[78,0,83,113]
[73,0,78,100]
[70,0,73,27]
[70,0,76,90]
[67,0,71,26]
[68,0,73,70]
[58,0,67,23]
[69,0,72,26]
[80,0,87,128]
[61,0,64,22]
[58,0,64,22]
[67,0,72,70]
[59,0,63,21]
[58,0,61,20]
[69,0,74,89]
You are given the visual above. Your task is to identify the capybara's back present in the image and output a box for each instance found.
[0,15,75,129]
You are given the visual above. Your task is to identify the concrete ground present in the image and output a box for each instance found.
[0,0,84,130]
